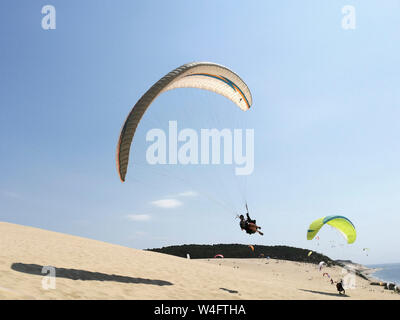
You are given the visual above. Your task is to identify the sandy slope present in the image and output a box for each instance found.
[0,222,398,300]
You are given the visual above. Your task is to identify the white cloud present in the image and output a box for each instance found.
[176,191,199,197]
[151,199,183,209]
[126,214,151,221]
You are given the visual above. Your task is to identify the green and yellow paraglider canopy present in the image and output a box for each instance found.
[307,215,356,244]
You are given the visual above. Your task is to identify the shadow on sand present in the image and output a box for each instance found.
[299,289,349,297]
[11,263,173,286]
[219,287,239,294]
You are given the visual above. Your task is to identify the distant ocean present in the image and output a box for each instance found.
[366,263,400,285]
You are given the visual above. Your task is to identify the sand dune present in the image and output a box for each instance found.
[0,222,398,300]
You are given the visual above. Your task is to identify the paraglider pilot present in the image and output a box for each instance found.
[336,279,346,295]
[239,206,263,236]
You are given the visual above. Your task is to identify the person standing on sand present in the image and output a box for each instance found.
[336,279,346,295]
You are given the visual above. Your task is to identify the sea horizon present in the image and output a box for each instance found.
[366,263,400,285]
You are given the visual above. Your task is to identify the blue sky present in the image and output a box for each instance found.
[1,1,399,264]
